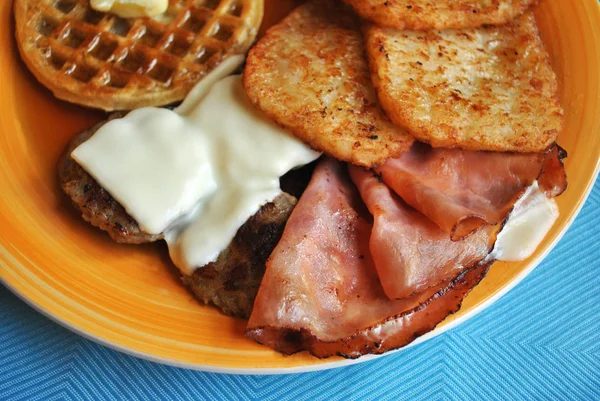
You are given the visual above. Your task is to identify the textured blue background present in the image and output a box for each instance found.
[1,175,599,400]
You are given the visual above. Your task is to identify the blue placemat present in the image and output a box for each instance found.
[1,175,599,401]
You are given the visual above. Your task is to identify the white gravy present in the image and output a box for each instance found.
[492,181,559,262]
[73,75,320,274]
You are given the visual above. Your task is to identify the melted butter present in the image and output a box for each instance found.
[91,0,168,18]
[73,75,320,274]
[492,182,559,262]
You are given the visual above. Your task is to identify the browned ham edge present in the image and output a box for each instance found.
[246,157,491,358]
[349,165,497,300]
[377,143,567,241]
[538,144,568,197]
[248,263,491,359]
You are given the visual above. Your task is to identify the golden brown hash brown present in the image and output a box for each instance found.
[343,0,538,31]
[243,0,414,168]
[365,12,563,153]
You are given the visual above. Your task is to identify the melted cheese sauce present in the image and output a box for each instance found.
[492,182,559,262]
[72,109,217,234]
[73,75,320,274]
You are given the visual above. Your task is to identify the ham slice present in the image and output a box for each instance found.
[349,166,496,300]
[377,143,567,240]
[246,157,490,358]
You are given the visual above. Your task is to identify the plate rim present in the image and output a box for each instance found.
[2,162,598,375]
[2,0,600,375]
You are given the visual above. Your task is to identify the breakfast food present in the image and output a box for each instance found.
[251,261,490,358]
[181,192,297,318]
[184,162,316,318]
[60,116,303,317]
[58,114,162,244]
[247,142,566,357]
[343,0,538,31]
[14,0,263,110]
[31,0,568,359]
[350,143,566,299]
[377,143,567,240]
[243,0,413,168]
[365,12,563,152]
[246,158,493,358]
[59,71,320,317]
[90,0,168,18]
[350,165,497,300]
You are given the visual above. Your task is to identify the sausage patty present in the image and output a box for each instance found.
[58,117,304,318]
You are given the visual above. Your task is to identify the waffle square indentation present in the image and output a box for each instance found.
[110,17,132,37]
[147,61,174,83]
[89,35,118,61]
[139,26,164,48]
[203,0,221,10]
[37,18,58,36]
[61,27,87,49]
[165,33,193,57]
[49,52,68,70]
[83,9,105,25]
[68,64,99,83]
[54,0,77,14]
[196,47,217,64]
[229,2,243,17]
[182,12,208,33]
[117,48,146,73]
[106,71,129,88]
[211,23,233,42]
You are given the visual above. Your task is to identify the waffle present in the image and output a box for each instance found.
[14,0,263,111]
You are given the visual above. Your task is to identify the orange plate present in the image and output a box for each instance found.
[1,0,599,374]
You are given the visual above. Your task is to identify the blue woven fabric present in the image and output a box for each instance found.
[1,175,599,401]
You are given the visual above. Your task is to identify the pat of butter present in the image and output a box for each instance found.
[492,182,559,262]
[91,0,168,18]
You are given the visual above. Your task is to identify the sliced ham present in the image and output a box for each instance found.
[377,143,567,240]
[246,157,490,358]
[349,166,496,300]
